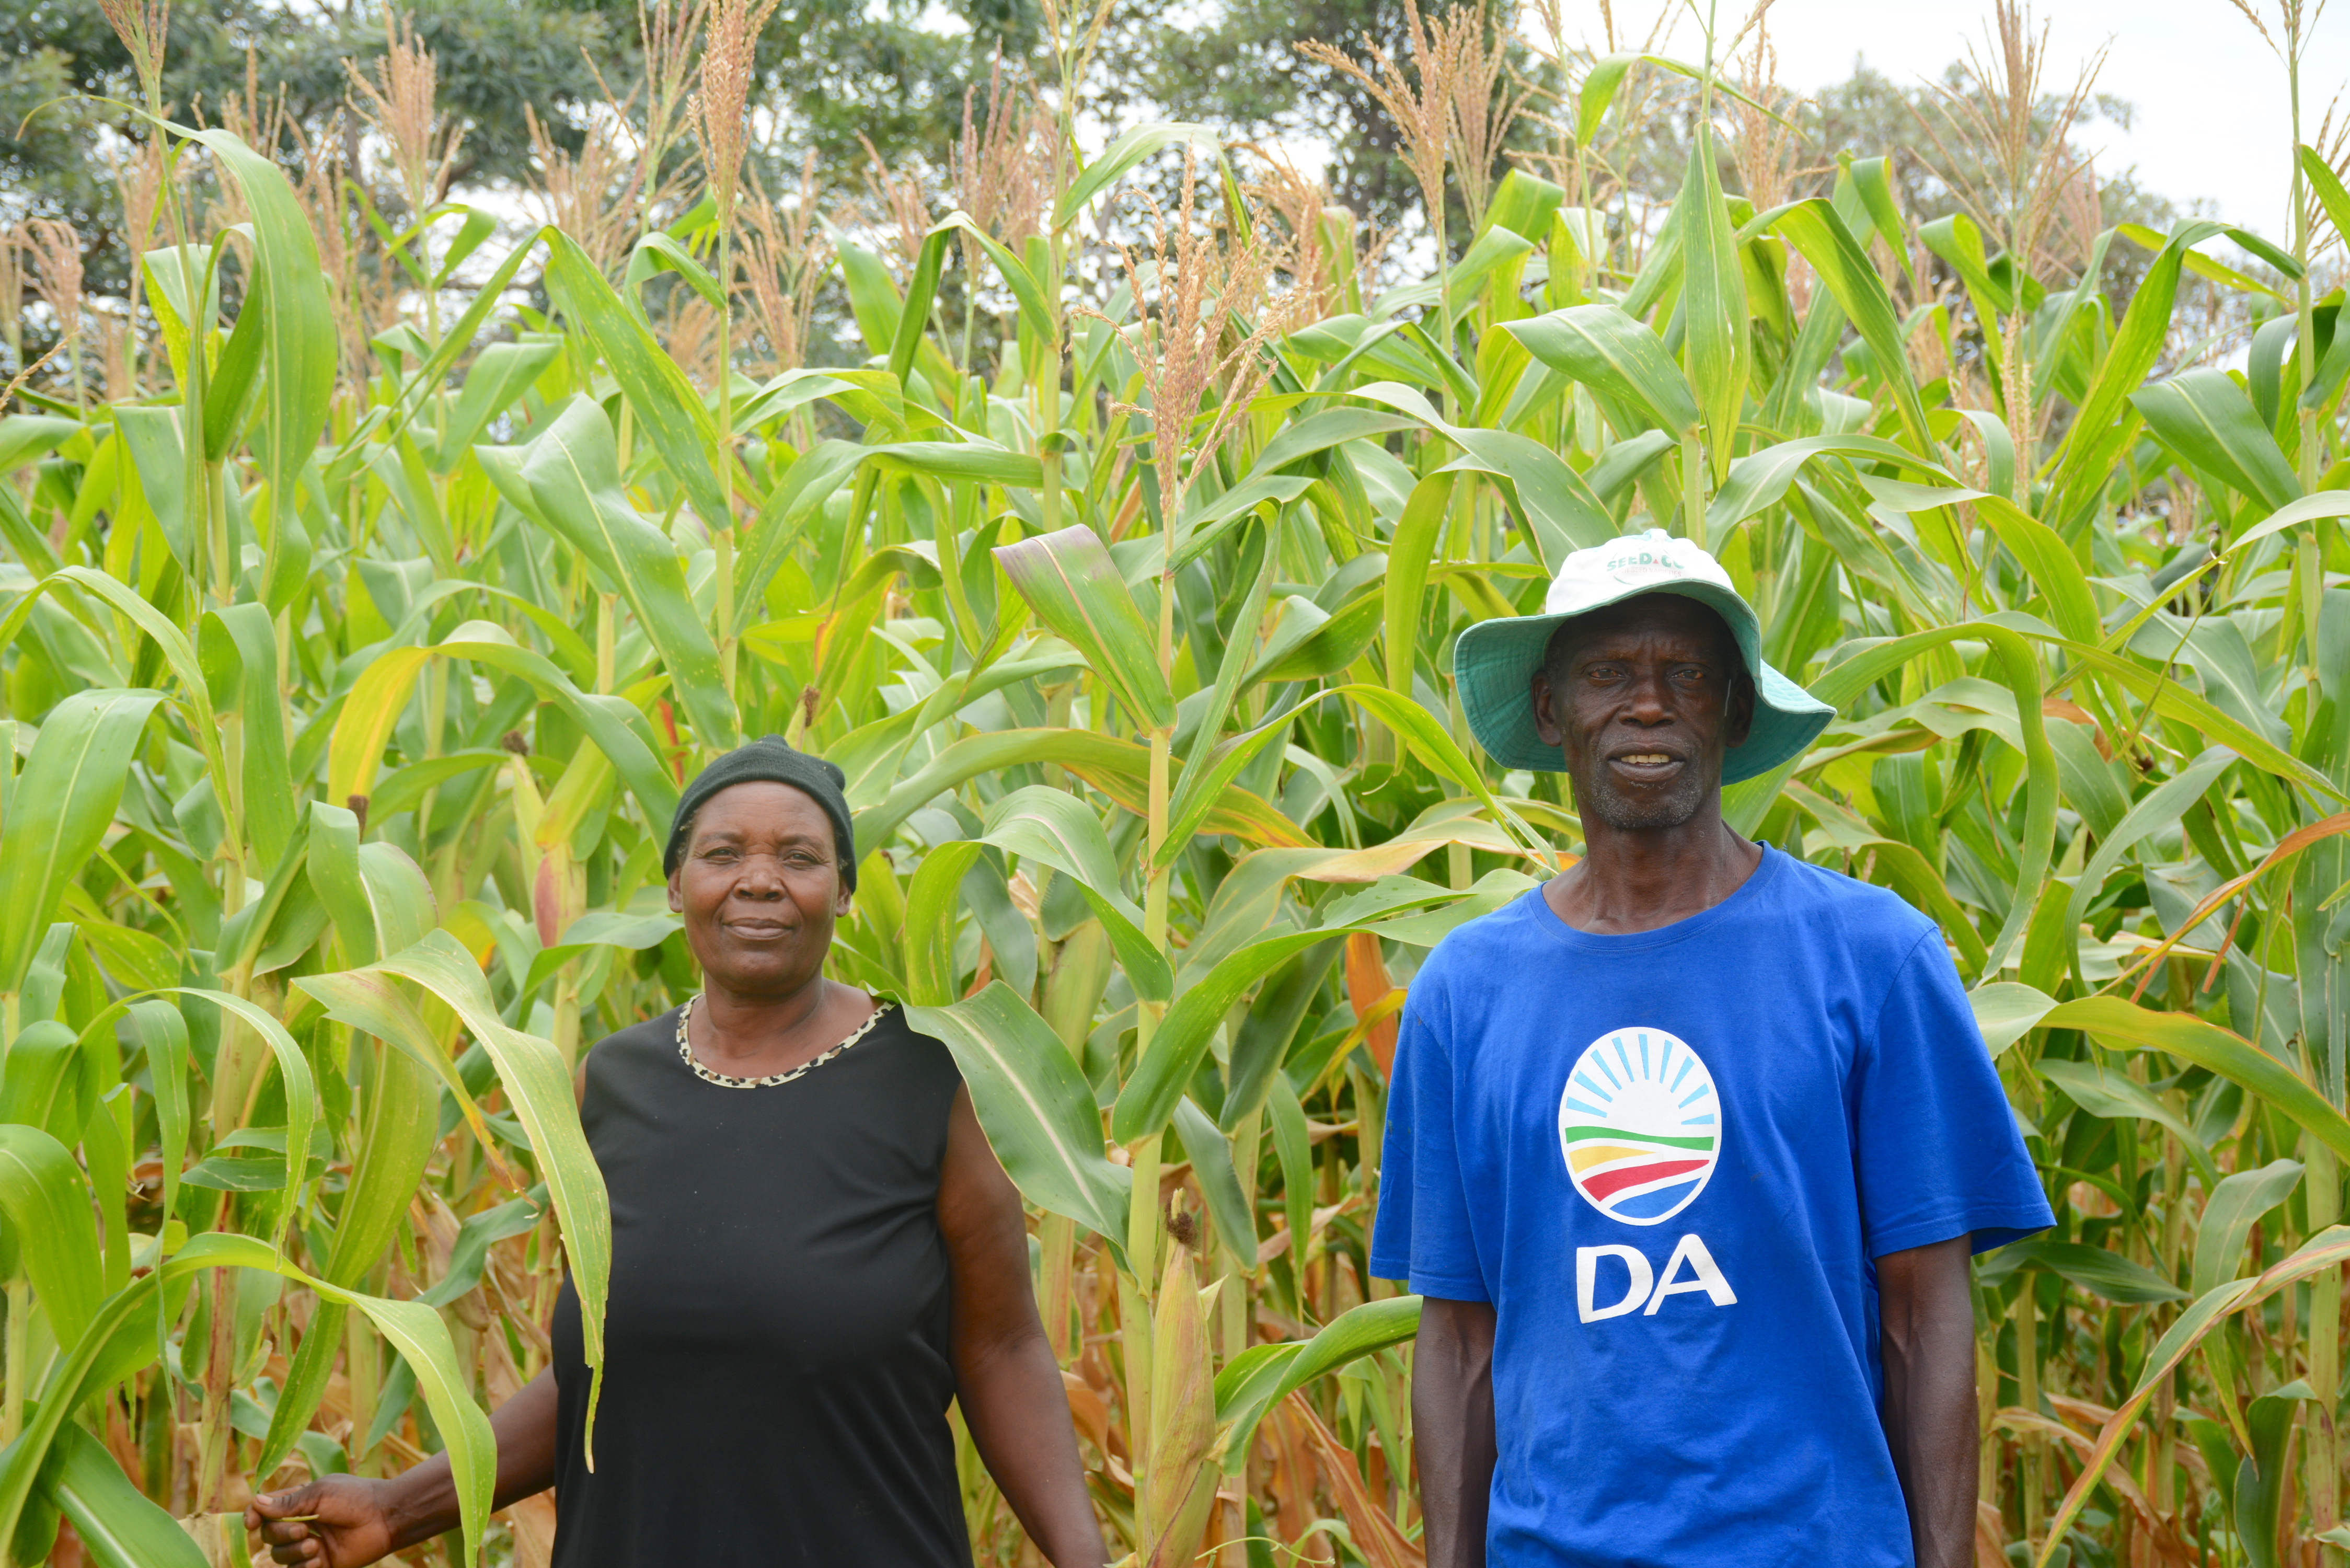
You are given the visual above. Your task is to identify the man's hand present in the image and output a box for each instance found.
[245,1477,401,1568]
[1877,1235,1979,1568]
[1413,1295,1499,1568]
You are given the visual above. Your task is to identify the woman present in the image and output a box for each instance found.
[248,736,1107,1567]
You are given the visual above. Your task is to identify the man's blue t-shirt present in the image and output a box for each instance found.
[1369,846,2051,1566]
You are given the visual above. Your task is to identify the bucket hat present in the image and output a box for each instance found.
[1453,527,1834,782]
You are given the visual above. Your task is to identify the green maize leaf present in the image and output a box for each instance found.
[38,1421,206,1568]
[366,931,612,1435]
[292,970,510,1187]
[326,628,677,828]
[1857,482,2098,643]
[479,395,737,752]
[2009,1239,2188,1303]
[1157,710,1303,876]
[993,525,1176,731]
[0,416,82,476]
[0,688,166,995]
[2040,997,2350,1164]
[1115,927,1350,1143]
[1576,53,1646,147]
[2116,222,2296,301]
[907,983,1132,1247]
[1345,381,1616,558]
[889,222,955,386]
[256,1035,437,1476]
[1991,618,2345,801]
[184,128,333,608]
[1805,624,2055,972]
[902,839,985,1007]
[928,212,1056,344]
[1919,212,2009,334]
[1056,122,1222,228]
[2129,368,2300,510]
[1173,514,1278,787]
[625,230,725,313]
[0,1018,84,1141]
[1171,1097,1254,1267]
[1222,939,1342,1132]
[124,1002,191,1246]
[833,232,905,355]
[519,911,679,1001]
[1441,224,1535,314]
[433,340,559,472]
[198,242,266,464]
[1752,199,1934,453]
[36,568,217,762]
[107,409,187,566]
[1678,134,1748,482]
[2047,221,2224,520]
[1970,980,2057,1057]
[0,1124,105,1345]
[540,229,728,529]
[1708,435,1955,536]
[1480,169,1565,248]
[982,787,1172,1004]
[735,438,1040,616]
[2061,747,2238,987]
[0,1231,494,1567]
[2235,1381,2315,1568]
[2037,1057,2221,1193]
[2231,488,2350,552]
[1504,304,1700,436]
[200,603,297,868]
[2191,1159,2303,1299]
[1323,685,1552,864]
[1386,475,1457,691]
[1247,590,1381,687]
[1261,1070,1316,1285]
[1213,1295,1422,1472]
[2037,1226,2350,1563]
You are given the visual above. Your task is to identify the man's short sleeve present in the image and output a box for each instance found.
[1854,930,2054,1258]
[1369,994,1489,1299]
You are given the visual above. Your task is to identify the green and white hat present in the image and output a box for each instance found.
[1453,527,1835,782]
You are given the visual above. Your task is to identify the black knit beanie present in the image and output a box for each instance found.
[663,735,857,890]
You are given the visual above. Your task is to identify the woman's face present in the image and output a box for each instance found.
[667,781,851,998]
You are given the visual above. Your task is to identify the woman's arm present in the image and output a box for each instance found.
[245,1369,562,1567]
[936,1086,1107,1568]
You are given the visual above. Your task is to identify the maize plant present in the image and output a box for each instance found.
[0,0,2348,1564]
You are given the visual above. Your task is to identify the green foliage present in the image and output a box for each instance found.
[0,9,2348,1568]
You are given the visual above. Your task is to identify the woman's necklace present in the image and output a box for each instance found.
[675,995,894,1089]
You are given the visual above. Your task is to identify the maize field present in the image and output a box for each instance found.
[0,0,2346,1564]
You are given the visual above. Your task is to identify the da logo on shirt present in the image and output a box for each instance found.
[1558,1028,1721,1225]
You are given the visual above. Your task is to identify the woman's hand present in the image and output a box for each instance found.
[244,1477,401,1567]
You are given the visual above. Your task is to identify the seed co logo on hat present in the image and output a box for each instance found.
[1558,1027,1721,1226]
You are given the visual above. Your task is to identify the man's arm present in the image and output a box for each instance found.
[1877,1235,1978,1568]
[1414,1295,1497,1568]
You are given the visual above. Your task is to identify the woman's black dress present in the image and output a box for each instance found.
[548,1001,974,1566]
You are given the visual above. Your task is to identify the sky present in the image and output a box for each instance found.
[1732,0,2350,245]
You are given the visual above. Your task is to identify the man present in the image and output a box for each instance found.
[1371,529,2051,1567]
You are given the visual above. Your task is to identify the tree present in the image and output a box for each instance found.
[1,0,615,301]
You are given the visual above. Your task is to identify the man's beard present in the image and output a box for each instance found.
[1572,760,1710,831]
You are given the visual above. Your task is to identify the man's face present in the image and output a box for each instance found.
[1530,594,1755,832]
